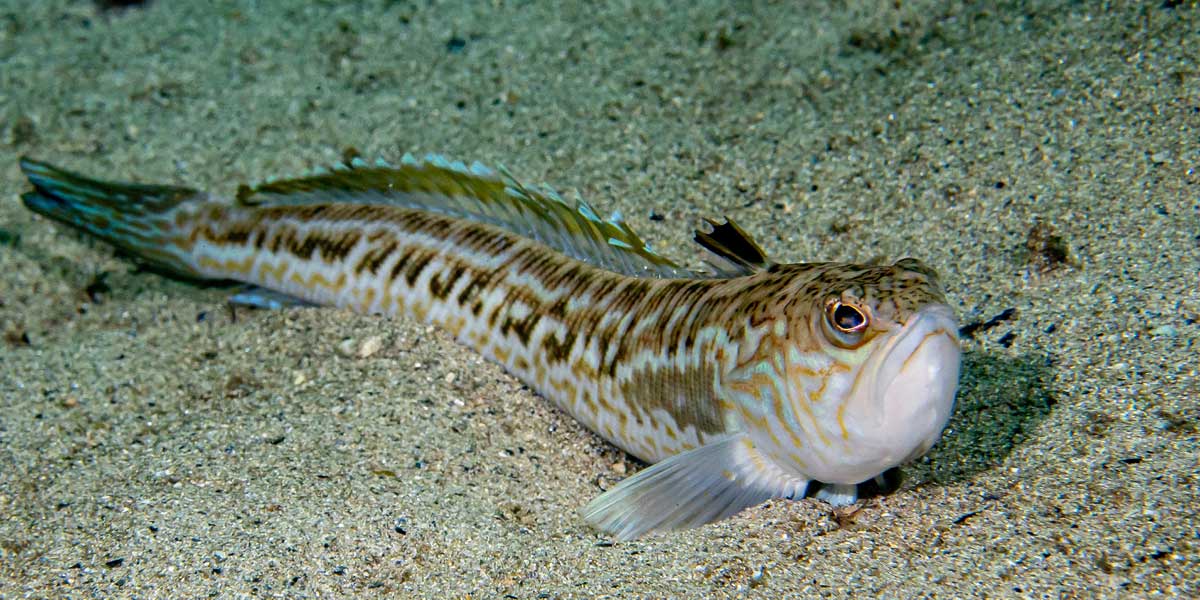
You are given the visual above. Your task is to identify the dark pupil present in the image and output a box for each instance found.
[833,304,864,330]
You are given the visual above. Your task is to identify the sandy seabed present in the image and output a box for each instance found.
[0,1,1196,598]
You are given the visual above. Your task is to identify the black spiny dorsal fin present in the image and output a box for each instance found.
[693,217,773,277]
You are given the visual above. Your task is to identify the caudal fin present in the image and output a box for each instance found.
[19,158,206,278]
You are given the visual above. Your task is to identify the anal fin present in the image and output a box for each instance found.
[228,285,317,310]
[581,434,807,541]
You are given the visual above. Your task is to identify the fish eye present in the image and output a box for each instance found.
[827,300,868,333]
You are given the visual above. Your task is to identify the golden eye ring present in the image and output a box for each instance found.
[827,300,869,334]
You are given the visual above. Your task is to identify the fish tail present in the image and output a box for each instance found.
[19,157,207,279]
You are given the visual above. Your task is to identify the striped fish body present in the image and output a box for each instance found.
[176,200,739,464]
[19,155,962,540]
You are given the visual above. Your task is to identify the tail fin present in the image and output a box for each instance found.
[19,158,206,278]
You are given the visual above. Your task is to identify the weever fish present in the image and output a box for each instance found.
[17,154,962,540]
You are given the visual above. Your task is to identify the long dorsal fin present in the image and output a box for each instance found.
[234,154,691,278]
[693,217,774,277]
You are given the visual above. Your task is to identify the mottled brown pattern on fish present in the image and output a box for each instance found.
[354,239,396,276]
[157,195,947,464]
[20,156,964,540]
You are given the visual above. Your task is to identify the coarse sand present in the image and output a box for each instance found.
[0,1,1196,597]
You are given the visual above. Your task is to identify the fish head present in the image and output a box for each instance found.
[730,258,961,485]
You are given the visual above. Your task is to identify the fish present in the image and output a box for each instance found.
[17,154,962,540]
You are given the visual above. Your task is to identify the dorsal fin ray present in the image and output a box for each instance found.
[693,217,774,277]
[235,154,692,278]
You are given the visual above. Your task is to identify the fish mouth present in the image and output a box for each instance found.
[860,304,962,462]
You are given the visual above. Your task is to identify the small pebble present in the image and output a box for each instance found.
[1149,325,1177,337]
[358,335,384,358]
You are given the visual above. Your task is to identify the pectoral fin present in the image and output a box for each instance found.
[581,434,808,541]
[812,482,858,507]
